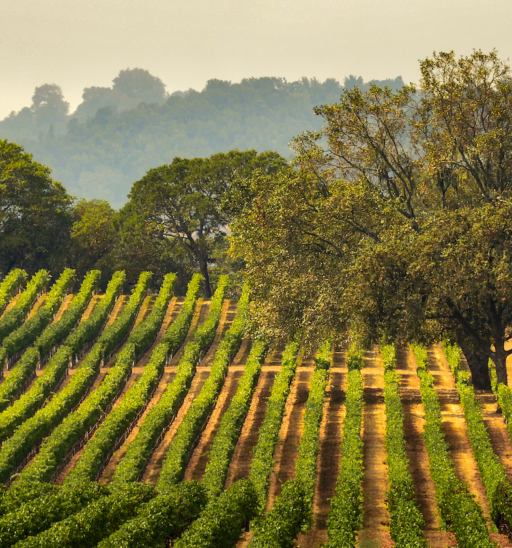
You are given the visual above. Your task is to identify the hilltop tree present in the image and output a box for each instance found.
[127,150,288,297]
[232,50,512,389]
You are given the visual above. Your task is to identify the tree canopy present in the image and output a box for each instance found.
[127,150,288,296]
[0,139,73,276]
[231,50,512,389]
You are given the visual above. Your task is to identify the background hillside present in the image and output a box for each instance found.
[0,70,403,208]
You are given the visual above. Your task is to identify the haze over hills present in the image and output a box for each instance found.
[0,69,403,208]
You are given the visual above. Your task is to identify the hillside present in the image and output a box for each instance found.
[0,73,403,207]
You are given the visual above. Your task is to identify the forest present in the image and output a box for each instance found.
[0,71,403,207]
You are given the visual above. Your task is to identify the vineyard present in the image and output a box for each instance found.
[1,269,512,547]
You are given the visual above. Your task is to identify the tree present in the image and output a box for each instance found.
[231,50,512,389]
[0,139,73,276]
[70,199,119,284]
[127,150,288,297]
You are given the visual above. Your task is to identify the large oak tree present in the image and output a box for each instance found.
[232,51,512,389]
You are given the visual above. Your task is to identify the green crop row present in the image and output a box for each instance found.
[252,342,330,548]
[411,345,495,548]
[0,272,122,445]
[58,274,176,486]
[161,273,203,354]
[0,270,76,411]
[202,338,269,498]
[96,272,152,359]
[0,482,109,547]
[326,359,364,547]
[110,275,224,487]
[444,342,512,530]
[0,272,149,485]
[0,269,27,315]
[17,482,156,548]
[0,349,39,413]
[249,341,300,512]
[173,479,258,548]
[34,270,101,359]
[125,272,175,356]
[381,345,426,547]
[156,281,247,492]
[0,270,50,343]
[98,481,208,548]
[65,271,126,357]
[0,268,75,367]
[22,342,136,486]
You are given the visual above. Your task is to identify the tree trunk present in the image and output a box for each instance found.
[493,347,509,387]
[456,335,492,391]
[197,255,212,298]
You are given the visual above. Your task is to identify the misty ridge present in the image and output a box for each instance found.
[0,69,404,208]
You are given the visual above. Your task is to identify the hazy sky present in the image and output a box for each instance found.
[1,0,511,119]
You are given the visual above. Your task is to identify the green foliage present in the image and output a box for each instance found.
[444,342,512,529]
[34,270,101,358]
[59,274,175,486]
[126,272,175,355]
[326,368,364,547]
[110,274,221,487]
[127,152,285,296]
[64,270,125,356]
[0,349,39,412]
[249,341,299,511]
[0,140,74,275]
[252,347,329,547]
[0,269,27,314]
[202,338,269,498]
[381,344,396,371]
[0,269,75,409]
[382,347,426,547]
[16,483,156,548]
[161,273,202,354]
[156,280,247,491]
[98,481,208,548]
[0,270,50,343]
[173,479,258,548]
[0,272,117,445]
[346,342,364,371]
[411,346,495,548]
[0,272,148,484]
[0,481,107,547]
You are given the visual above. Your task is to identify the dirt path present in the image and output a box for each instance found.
[224,347,283,488]
[263,352,313,513]
[397,348,456,548]
[298,344,347,548]
[26,294,47,320]
[428,346,497,534]
[53,294,74,323]
[357,349,393,548]
[183,338,251,482]
[0,293,21,318]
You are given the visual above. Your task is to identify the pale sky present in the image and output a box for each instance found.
[1,0,511,120]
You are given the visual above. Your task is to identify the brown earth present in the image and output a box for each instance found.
[298,344,347,548]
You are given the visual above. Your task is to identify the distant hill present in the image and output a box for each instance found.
[0,70,404,208]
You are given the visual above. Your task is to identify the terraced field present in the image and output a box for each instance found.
[2,271,512,547]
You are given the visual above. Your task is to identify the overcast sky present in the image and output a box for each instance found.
[1,0,511,119]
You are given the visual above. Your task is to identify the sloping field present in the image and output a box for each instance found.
[3,273,512,547]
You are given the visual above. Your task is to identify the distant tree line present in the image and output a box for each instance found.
[0,70,403,208]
